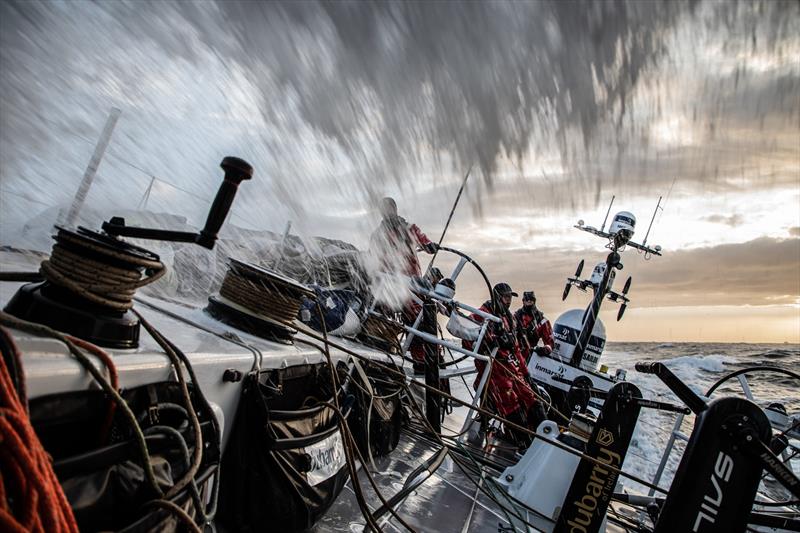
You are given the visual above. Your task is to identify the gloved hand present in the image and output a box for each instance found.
[423,242,439,254]
[534,345,552,357]
[498,331,515,350]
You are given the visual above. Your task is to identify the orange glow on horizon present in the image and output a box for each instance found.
[601,305,800,344]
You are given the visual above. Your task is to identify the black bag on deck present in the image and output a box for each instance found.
[349,360,403,459]
[30,381,220,532]
[218,364,351,532]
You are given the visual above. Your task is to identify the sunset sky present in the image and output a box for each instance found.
[1,1,798,343]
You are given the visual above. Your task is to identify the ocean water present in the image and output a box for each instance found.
[603,342,800,497]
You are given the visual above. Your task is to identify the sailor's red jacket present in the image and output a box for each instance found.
[464,302,537,417]
[370,216,432,276]
[514,307,554,360]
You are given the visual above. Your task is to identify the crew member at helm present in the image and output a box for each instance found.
[369,197,437,277]
[514,290,554,364]
[466,283,546,446]
[370,197,438,371]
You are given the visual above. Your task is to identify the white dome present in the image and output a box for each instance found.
[550,308,607,371]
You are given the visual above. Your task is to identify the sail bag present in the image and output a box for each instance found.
[349,359,403,459]
[218,363,350,532]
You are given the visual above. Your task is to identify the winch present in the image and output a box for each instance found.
[206,258,314,344]
[4,156,253,348]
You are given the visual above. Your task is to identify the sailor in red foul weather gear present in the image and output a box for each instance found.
[370,197,438,369]
[369,197,437,278]
[514,290,554,365]
[466,283,545,446]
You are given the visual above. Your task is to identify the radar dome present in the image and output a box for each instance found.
[551,309,606,371]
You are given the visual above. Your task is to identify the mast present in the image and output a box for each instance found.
[64,107,122,226]
[569,250,619,367]
[568,202,662,367]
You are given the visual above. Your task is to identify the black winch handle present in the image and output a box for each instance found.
[196,156,254,249]
[101,156,253,249]
[635,361,708,415]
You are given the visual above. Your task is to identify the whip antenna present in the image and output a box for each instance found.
[600,195,615,232]
[424,164,473,275]
[641,196,662,248]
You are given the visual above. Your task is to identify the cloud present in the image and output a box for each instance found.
[624,237,800,306]
[702,213,744,226]
[1,0,797,332]
[445,236,800,314]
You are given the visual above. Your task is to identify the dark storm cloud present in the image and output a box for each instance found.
[207,1,686,177]
[625,236,800,306]
[205,0,798,203]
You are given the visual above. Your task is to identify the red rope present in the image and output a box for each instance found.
[66,335,119,445]
[66,335,119,389]
[0,326,79,533]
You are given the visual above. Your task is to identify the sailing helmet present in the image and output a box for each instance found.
[426,266,444,286]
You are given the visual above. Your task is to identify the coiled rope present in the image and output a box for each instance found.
[0,326,79,533]
[218,263,308,324]
[39,230,165,311]
[361,312,404,352]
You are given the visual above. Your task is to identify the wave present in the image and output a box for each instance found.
[660,353,735,374]
[756,348,799,359]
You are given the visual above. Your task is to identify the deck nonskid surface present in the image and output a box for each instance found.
[313,432,519,533]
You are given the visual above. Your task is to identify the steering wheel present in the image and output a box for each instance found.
[433,246,494,304]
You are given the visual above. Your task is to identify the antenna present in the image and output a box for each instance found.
[600,195,615,232]
[641,196,662,248]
